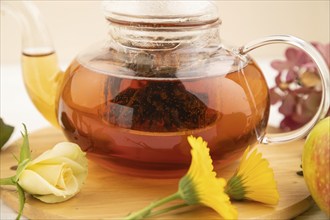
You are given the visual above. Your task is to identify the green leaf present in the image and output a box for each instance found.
[0,124,30,220]
[14,159,30,182]
[13,125,31,182]
[0,118,14,149]
[15,183,26,220]
[19,124,31,163]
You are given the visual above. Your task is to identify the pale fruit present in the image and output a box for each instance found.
[302,117,330,216]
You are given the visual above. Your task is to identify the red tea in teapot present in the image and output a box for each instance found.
[14,0,328,179]
[55,52,269,177]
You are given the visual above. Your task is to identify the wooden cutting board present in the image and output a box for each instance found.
[0,127,313,219]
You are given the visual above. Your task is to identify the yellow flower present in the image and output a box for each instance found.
[18,142,88,203]
[125,136,238,220]
[0,125,88,220]
[179,136,238,219]
[225,146,279,205]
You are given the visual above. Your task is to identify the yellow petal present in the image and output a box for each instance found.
[227,147,279,205]
[30,142,87,167]
[27,163,65,186]
[18,169,77,197]
[181,136,238,219]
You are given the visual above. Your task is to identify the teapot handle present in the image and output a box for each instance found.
[237,35,329,144]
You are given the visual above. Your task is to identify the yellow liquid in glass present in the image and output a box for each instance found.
[22,52,63,127]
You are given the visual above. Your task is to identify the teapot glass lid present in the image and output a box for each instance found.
[103,0,220,26]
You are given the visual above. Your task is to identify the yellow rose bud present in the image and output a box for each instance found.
[17,142,88,203]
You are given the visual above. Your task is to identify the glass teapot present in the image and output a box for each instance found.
[3,1,329,178]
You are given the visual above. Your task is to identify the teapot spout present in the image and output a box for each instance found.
[2,1,63,127]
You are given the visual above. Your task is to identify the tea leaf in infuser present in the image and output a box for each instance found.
[107,81,218,132]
